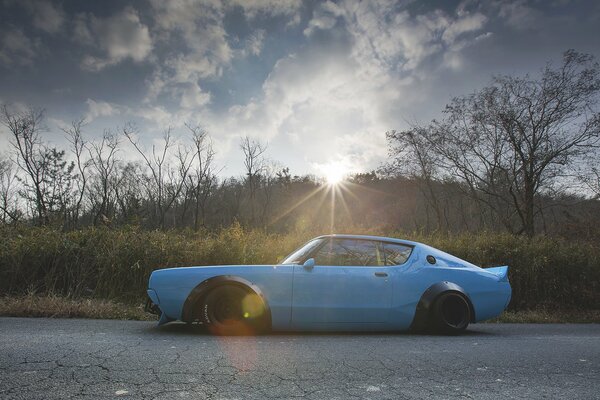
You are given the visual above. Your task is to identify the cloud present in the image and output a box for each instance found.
[303,1,343,36]
[204,45,394,172]
[73,13,94,45]
[494,0,541,29]
[205,0,490,174]
[442,11,487,43]
[0,26,39,66]
[180,83,211,108]
[130,105,173,127]
[150,0,231,78]
[228,0,303,20]
[145,0,302,109]
[4,0,65,34]
[78,7,153,71]
[84,97,179,130]
[241,29,266,57]
[28,0,65,33]
[145,0,230,107]
[85,99,119,121]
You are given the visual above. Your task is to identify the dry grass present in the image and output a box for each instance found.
[0,294,156,321]
[489,309,600,324]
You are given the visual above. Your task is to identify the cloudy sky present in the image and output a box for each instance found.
[1,0,599,177]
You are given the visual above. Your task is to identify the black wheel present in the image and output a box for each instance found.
[431,292,471,334]
[201,285,268,335]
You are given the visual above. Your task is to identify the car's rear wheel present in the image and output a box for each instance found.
[431,292,471,334]
[201,285,268,335]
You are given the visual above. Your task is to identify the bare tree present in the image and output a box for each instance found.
[1,105,50,224]
[386,125,447,231]
[42,147,76,222]
[259,161,281,227]
[390,50,600,236]
[88,130,120,226]
[186,124,217,230]
[63,119,90,226]
[240,136,266,225]
[578,157,600,199]
[0,155,21,223]
[124,125,195,229]
[113,161,146,224]
[215,177,243,226]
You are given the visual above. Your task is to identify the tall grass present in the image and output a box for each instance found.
[0,225,598,311]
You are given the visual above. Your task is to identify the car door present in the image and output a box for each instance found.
[291,238,392,324]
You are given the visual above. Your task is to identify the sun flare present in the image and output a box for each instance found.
[321,161,350,185]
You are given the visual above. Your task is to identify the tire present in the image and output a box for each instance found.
[201,285,268,335]
[431,292,471,334]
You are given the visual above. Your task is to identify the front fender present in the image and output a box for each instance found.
[181,275,272,327]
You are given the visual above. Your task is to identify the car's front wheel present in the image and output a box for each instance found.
[431,292,471,334]
[201,285,268,335]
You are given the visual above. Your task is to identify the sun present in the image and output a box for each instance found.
[321,161,349,185]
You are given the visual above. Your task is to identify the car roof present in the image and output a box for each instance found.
[313,234,480,269]
[314,234,421,247]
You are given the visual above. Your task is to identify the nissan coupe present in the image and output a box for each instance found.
[146,234,511,335]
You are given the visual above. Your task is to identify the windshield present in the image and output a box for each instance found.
[280,238,324,264]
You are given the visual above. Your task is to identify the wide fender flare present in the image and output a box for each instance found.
[410,281,475,330]
[181,275,272,326]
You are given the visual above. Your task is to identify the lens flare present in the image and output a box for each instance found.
[241,293,264,318]
[320,161,350,185]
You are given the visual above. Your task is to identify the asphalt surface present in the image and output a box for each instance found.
[0,318,598,399]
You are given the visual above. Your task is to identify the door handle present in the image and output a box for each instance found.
[374,272,388,277]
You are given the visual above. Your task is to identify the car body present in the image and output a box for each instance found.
[146,234,511,334]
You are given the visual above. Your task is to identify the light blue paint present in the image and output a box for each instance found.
[147,234,512,331]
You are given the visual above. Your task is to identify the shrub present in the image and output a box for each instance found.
[0,226,598,311]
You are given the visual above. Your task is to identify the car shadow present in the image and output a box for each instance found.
[146,322,496,338]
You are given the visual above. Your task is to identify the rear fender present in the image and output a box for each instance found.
[181,275,272,326]
[410,281,475,331]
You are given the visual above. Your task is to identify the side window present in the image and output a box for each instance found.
[313,239,384,266]
[382,243,413,265]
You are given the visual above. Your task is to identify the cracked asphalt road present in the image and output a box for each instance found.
[0,318,598,399]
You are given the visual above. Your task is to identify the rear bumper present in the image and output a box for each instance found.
[472,281,512,322]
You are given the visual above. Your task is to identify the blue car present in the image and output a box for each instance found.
[146,234,511,334]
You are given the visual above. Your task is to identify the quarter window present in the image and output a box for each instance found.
[382,243,413,265]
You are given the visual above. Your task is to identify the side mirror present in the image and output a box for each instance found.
[303,258,315,270]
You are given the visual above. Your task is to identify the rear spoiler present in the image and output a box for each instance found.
[485,266,509,282]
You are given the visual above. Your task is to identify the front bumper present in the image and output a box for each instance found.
[144,298,161,315]
[145,288,174,325]
[145,289,161,315]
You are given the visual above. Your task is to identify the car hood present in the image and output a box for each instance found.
[149,264,279,282]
